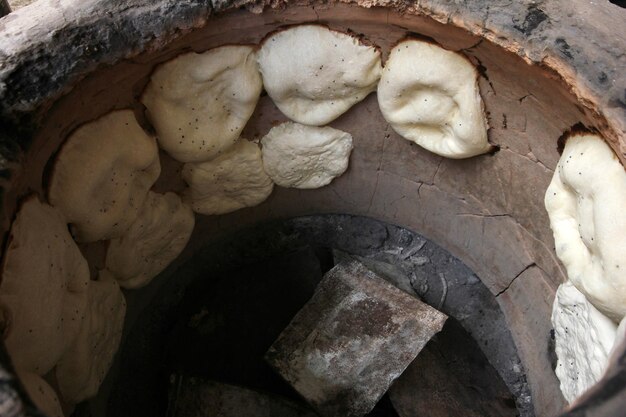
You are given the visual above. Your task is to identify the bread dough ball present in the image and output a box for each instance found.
[0,196,89,375]
[257,25,382,126]
[261,122,353,189]
[17,370,64,417]
[377,39,491,159]
[552,281,617,403]
[55,271,126,404]
[48,110,160,242]
[182,140,273,215]
[105,191,195,289]
[142,45,263,163]
[545,133,626,321]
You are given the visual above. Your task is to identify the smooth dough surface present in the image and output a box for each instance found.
[105,191,195,289]
[257,25,382,126]
[377,39,490,159]
[142,45,262,162]
[48,110,160,242]
[182,140,274,215]
[552,281,617,403]
[55,272,126,404]
[0,196,89,375]
[261,122,353,189]
[18,370,65,417]
[545,133,626,321]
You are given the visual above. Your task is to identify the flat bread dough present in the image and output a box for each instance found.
[55,272,126,404]
[182,140,274,215]
[552,281,617,403]
[105,191,195,289]
[261,122,353,189]
[142,45,263,162]
[0,196,89,375]
[257,25,382,126]
[48,110,160,242]
[378,39,490,159]
[545,133,626,321]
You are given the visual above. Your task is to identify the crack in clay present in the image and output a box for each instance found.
[524,150,552,172]
[461,38,484,52]
[495,263,537,298]
[364,168,563,291]
[456,213,512,219]
[517,93,536,104]
[453,211,558,290]
[367,171,382,213]
[311,5,320,21]
[330,186,352,206]
[366,125,388,213]
[430,157,444,184]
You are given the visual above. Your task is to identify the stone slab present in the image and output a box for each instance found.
[265,261,447,417]
[167,377,317,417]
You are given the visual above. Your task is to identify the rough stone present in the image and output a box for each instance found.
[265,261,447,417]
[167,377,317,417]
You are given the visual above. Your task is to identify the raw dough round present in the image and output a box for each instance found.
[105,191,195,289]
[257,25,382,126]
[142,45,263,162]
[261,122,353,189]
[0,196,89,375]
[378,39,490,159]
[48,110,160,242]
[182,140,274,215]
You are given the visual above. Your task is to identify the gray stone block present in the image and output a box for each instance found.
[265,261,447,417]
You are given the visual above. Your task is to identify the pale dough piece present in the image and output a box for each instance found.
[182,140,274,215]
[545,133,626,321]
[377,39,491,159]
[552,281,617,403]
[55,271,126,404]
[48,110,161,242]
[0,196,89,375]
[105,191,195,289]
[261,122,353,189]
[142,45,263,163]
[17,370,64,417]
[257,25,382,126]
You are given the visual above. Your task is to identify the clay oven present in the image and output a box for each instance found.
[0,1,624,416]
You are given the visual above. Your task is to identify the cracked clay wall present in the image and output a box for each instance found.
[1,1,625,416]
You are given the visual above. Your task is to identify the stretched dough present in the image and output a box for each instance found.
[377,39,490,158]
[17,370,64,417]
[106,191,195,289]
[261,122,353,189]
[257,25,382,126]
[55,271,126,404]
[182,140,274,215]
[0,196,89,375]
[48,110,160,242]
[142,45,262,162]
[552,281,616,403]
[545,133,626,321]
